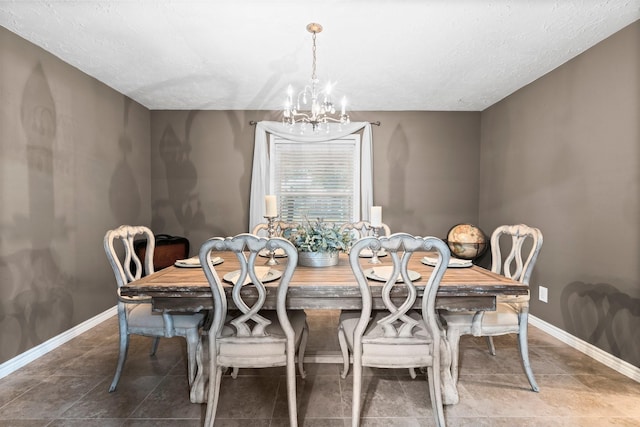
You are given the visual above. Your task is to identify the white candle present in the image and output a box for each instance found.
[265,195,277,217]
[370,206,382,227]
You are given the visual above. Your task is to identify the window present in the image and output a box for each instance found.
[248,121,372,232]
[270,135,361,224]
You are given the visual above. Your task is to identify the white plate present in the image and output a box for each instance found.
[358,248,387,258]
[223,268,283,285]
[364,266,421,282]
[174,256,223,268]
[421,256,472,268]
[258,248,288,258]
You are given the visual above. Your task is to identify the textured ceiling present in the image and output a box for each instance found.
[1,1,639,111]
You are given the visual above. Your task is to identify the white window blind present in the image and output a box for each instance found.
[270,135,361,224]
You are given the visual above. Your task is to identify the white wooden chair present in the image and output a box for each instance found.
[199,233,308,427]
[338,233,450,427]
[441,224,543,392]
[337,220,392,377]
[251,220,300,237]
[339,220,391,240]
[103,225,204,392]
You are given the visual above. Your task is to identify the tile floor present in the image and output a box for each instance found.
[0,310,639,426]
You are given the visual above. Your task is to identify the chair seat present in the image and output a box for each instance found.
[443,302,520,336]
[339,310,434,367]
[127,303,205,332]
[218,309,307,367]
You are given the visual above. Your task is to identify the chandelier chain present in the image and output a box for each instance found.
[311,31,317,82]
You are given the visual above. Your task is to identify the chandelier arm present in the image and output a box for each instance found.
[292,112,313,121]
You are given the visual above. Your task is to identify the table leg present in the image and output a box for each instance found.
[439,335,460,405]
[189,333,208,404]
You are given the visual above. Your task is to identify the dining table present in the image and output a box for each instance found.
[120,250,528,405]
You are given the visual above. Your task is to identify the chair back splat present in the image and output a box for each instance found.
[339,220,391,240]
[491,224,543,285]
[251,221,300,237]
[105,225,155,287]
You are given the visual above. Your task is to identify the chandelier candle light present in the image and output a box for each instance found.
[283,23,350,132]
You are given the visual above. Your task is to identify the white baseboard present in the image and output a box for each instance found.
[529,315,640,382]
[0,306,117,380]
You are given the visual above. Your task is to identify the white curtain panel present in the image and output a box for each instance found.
[249,121,373,232]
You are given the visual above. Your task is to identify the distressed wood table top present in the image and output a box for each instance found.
[120,251,527,312]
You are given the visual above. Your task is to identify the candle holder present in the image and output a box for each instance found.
[264,215,279,265]
[368,225,382,264]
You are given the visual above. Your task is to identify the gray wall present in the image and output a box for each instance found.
[0,27,151,365]
[479,21,640,367]
[149,110,481,251]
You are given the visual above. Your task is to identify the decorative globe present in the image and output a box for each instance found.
[446,224,488,260]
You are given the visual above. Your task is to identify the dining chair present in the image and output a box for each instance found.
[441,223,543,392]
[338,233,450,427]
[338,220,392,376]
[251,220,300,237]
[339,220,391,239]
[199,233,308,427]
[103,225,205,392]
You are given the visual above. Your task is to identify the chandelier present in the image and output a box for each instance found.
[283,23,350,132]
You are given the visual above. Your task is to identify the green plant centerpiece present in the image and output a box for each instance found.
[283,218,353,267]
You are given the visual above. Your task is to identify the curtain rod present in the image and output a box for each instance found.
[249,120,381,126]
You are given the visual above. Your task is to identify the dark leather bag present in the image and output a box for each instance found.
[134,234,190,274]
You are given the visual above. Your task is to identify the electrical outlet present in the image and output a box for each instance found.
[539,285,548,303]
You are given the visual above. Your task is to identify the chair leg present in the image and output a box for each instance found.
[150,337,160,356]
[204,361,223,427]
[297,320,309,379]
[485,336,496,356]
[518,313,539,392]
[109,317,130,392]
[447,326,462,384]
[351,361,363,427]
[231,367,239,379]
[408,367,417,379]
[338,324,350,379]
[286,352,299,427]
[427,365,446,427]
